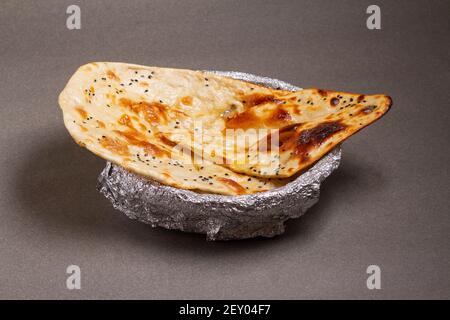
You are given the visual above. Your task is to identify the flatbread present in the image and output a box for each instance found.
[59,62,391,195]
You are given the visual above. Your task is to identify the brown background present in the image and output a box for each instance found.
[0,0,449,299]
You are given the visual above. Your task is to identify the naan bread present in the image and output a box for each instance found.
[59,62,391,195]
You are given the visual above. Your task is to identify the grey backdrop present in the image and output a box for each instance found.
[0,0,449,299]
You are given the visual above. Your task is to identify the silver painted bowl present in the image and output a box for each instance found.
[97,71,341,240]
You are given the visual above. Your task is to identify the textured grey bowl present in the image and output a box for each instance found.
[97,71,342,240]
